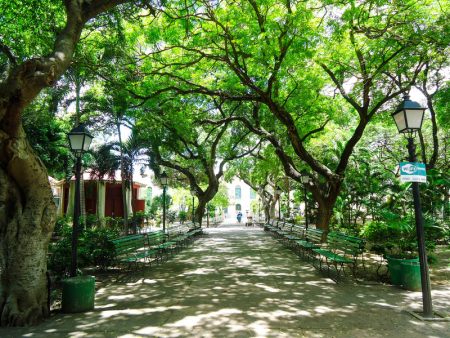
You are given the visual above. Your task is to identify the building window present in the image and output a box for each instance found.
[223,207,228,213]
[236,204,241,211]
[250,189,256,199]
[235,186,241,199]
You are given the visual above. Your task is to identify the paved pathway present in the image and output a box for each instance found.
[4,220,450,337]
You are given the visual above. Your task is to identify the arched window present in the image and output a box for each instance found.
[235,186,241,199]
[250,189,256,199]
[236,204,241,211]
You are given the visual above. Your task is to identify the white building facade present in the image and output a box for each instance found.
[223,177,258,219]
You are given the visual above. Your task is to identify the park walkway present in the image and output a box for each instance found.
[4,219,450,337]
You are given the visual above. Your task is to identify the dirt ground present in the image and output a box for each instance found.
[430,246,450,286]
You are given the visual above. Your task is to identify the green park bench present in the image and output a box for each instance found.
[283,224,305,249]
[252,216,265,227]
[178,224,196,244]
[264,219,277,231]
[266,219,280,234]
[146,230,176,260]
[167,226,189,251]
[275,222,292,240]
[295,228,326,260]
[108,234,159,271]
[187,222,203,236]
[312,232,366,282]
[272,221,286,237]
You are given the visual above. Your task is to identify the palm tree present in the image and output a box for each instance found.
[83,91,134,234]
[118,129,148,234]
[89,144,120,227]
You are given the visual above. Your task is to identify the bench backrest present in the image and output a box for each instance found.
[306,229,326,244]
[275,220,284,229]
[327,232,366,256]
[179,224,190,234]
[146,230,166,246]
[109,235,145,257]
[286,223,295,232]
[167,226,181,239]
[187,222,200,231]
[291,225,305,239]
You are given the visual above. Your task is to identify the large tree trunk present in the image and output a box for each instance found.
[259,192,272,222]
[194,182,218,226]
[0,129,55,326]
[0,0,134,326]
[311,184,341,233]
[270,194,279,219]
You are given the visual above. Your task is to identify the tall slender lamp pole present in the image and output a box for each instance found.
[67,123,93,278]
[276,186,282,220]
[391,94,433,318]
[160,172,169,233]
[190,186,197,224]
[300,170,311,232]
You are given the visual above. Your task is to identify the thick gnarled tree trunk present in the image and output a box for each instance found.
[194,182,219,226]
[0,0,132,326]
[0,128,56,326]
[309,181,342,233]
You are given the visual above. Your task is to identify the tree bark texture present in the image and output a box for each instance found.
[194,180,219,226]
[309,181,342,234]
[0,0,132,326]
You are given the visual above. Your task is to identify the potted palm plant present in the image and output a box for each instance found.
[380,211,418,285]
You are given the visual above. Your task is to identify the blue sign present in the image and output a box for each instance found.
[400,162,426,183]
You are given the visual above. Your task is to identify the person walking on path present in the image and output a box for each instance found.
[237,211,242,223]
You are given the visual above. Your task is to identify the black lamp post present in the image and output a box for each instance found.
[160,171,169,232]
[67,123,93,278]
[190,186,197,224]
[300,170,311,231]
[391,94,433,318]
[276,185,282,220]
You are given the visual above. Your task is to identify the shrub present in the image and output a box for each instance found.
[48,223,120,280]
[53,216,71,235]
[179,211,188,223]
[136,210,145,227]
[80,213,97,230]
[360,221,395,242]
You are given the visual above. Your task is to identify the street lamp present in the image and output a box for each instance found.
[391,94,433,318]
[190,186,197,224]
[160,171,169,232]
[67,123,93,278]
[276,185,282,220]
[300,170,311,231]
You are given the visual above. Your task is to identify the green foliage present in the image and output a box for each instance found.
[360,221,395,243]
[80,213,97,230]
[48,219,120,280]
[178,211,188,223]
[136,210,146,227]
[22,98,73,179]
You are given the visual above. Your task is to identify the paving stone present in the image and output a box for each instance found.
[3,219,450,338]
